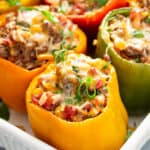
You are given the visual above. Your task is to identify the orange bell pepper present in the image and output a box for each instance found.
[0,12,87,113]
[0,0,41,13]
[26,53,128,150]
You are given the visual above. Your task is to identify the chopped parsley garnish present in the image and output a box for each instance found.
[144,16,150,24]
[102,62,111,70]
[75,77,97,102]
[65,98,73,105]
[19,7,59,24]
[7,0,21,6]
[92,0,108,7]
[132,30,144,38]
[52,49,67,64]
[72,66,80,73]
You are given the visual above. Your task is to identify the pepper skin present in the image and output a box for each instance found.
[26,56,128,150]
[95,8,150,113]
[44,0,128,34]
[0,13,87,113]
[0,0,41,13]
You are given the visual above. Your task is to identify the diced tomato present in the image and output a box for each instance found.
[88,67,97,75]
[2,38,12,46]
[42,92,53,110]
[92,99,100,107]
[73,3,86,15]
[130,10,143,28]
[96,79,103,89]
[85,103,91,112]
[63,106,78,121]
[32,96,39,105]
[103,97,107,107]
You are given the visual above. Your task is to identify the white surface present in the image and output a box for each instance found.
[121,114,150,150]
[9,109,33,134]
[0,118,55,150]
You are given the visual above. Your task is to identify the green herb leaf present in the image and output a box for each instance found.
[40,10,59,24]
[144,16,150,24]
[19,7,58,24]
[0,100,10,121]
[134,57,141,63]
[76,80,85,102]
[19,7,36,11]
[52,49,67,64]
[59,2,68,14]
[7,0,21,6]
[102,62,111,70]
[72,66,80,73]
[94,0,108,7]
[65,98,73,105]
[132,30,144,38]
[85,77,96,99]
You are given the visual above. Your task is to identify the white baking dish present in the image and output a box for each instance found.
[121,114,150,150]
[0,118,55,150]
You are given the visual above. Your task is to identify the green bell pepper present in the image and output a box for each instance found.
[95,8,150,113]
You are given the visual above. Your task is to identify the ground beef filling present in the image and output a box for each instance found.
[0,7,78,70]
[31,53,111,122]
[49,0,108,15]
[108,8,150,63]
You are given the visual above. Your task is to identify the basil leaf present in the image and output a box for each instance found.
[132,30,144,38]
[0,100,10,121]
[7,0,21,6]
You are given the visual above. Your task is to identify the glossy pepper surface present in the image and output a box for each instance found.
[0,0,41,13]
[0,13,87,113]
[26,56,128,150]
[96,8,150,113]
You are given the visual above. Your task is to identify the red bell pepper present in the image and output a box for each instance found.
[44,0,128,33]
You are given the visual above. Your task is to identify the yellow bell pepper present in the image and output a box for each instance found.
[0,0,40,13]
[26,53,128,150]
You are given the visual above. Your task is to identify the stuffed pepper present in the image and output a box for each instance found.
[96,7,150,112]
[128,0,150,8]
[44,0,128,34]
[0,0,41,13]
[26,51,128,150]
[0,6,86,112]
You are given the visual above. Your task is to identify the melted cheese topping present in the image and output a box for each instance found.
[31,53,111,122]
[0,6,78,70]
[48,0,108,15]
[108,8,150,63]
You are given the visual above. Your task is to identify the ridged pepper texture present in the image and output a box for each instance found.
[26,53,128,150]
[96,8,150,113]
